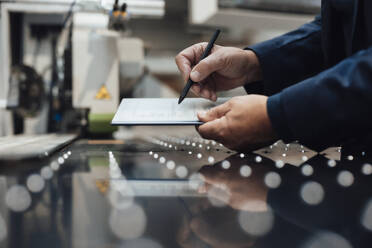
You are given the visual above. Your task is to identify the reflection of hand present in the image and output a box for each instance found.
[177,206,255,248]
[197,95,278,151]
[198,156,269,212]
[175,43,262,101]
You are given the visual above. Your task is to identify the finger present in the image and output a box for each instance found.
[176,43,207,81]
[198,102,230,122]
[175,54,192,82]
[199,86,212,100]
[190,51,224,82]
[191,84,201,96]
[197,118,223,140]
[199,82,217,101]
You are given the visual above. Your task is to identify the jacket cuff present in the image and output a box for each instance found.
[245,44,283,96]
[267,93,294,143]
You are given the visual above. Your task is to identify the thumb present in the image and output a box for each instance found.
[190,52,224,82]
[198,101,230,122]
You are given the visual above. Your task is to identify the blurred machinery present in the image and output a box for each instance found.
[0,0,150,136]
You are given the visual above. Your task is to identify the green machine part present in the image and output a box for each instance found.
[88,113,118,134]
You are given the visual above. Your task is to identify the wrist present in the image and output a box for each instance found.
[243,49,263,83]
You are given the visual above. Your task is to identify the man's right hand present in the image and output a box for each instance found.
[175,43,262,101]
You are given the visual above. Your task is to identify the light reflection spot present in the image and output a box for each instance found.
[26,174,45,193]
[221,160,231,169]
[337,171,354,187]
[264,172,281,189]
[240,165,252,177]
[300,181,324,205]
[176,166,188,178]
[301,164,314,177]
[5,185,32,212]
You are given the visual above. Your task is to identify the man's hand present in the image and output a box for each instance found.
[197,95,277,151]
[197,155,270,212]
[175,43,262,101]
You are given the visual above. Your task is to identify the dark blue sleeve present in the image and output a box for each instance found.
[267,46,372,150]
[244,16,324,95]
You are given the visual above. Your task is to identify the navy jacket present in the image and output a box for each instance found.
[246,0,372,150]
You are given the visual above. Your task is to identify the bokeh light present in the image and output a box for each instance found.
[166,160,176,170]
[361,163,372,175]
[109,204,147,240]
[176,166,188,178]
[302,231,352,248]
[361,198,372,231]
[300,181,324,205]
[327,159,337,167]
[188,173,205,190]
[40,166,53,180]
[240,165,252,177]
[301,164,314,177]
[337,171,354,187]
[238,206,274,236]
[275,160,285,168]
[255,156,262,163]
[221,160,231,169]
[5,185,32,212]
[264,172,281,189]
[208,156,215,164]
[26,174,45,193]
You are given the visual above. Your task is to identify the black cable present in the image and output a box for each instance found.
[62,0,77,28]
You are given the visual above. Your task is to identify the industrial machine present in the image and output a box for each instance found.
[0,0,151,137]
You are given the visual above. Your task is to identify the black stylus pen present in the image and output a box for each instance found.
[178,29,221,104]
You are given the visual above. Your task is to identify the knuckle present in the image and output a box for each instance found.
[215,55,225,67]
[217,129,225,138]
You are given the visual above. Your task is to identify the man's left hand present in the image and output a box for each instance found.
[197,95,277,151]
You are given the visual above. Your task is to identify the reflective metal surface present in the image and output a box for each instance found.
[0,129,371,248]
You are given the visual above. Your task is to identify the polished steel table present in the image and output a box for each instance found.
[0,127,371,248]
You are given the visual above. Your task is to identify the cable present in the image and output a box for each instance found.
[62,0,77,28]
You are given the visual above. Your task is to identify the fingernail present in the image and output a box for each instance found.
[190,70,201,81]
[198,111,207,118]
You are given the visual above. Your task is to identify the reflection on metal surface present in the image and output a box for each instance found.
[109,204,147,240]
[300,181,324,205]
[238,205,274,236]
[240,165,252,177]
[26,174,45,193]
[301,164,314,177]
[121,238,163,248]
[0,214,7,242]
[302,231,353,248]
[207,185,230,208]
[361,199,372,232]
[337,171,354,188]
[5,185,32,212]
[176,166,188,178]
[1,134,372,247]
[264,172,281,189]
[362,163,372,175]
